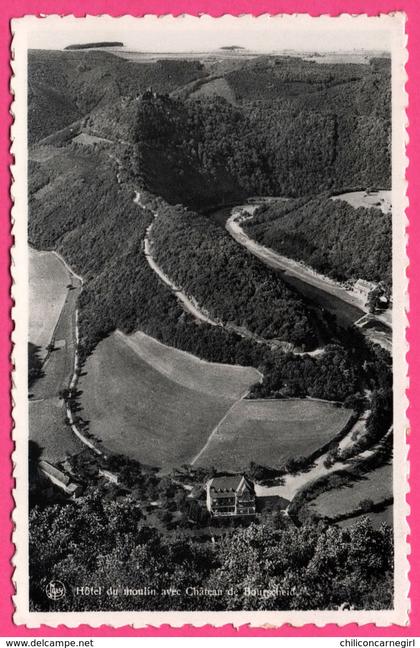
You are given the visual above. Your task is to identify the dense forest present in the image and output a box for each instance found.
[30,489,393,611]
[29,49,390,202]
[246,196,392,287]
[152,204,318,349]
[28,147,391,403]
[28,49,206,143]
[64,42,124,50]
[129,89,390,208]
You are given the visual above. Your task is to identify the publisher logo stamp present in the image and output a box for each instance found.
[45,580,66,601]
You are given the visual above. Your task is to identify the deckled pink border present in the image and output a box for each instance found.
[1,0,418,637]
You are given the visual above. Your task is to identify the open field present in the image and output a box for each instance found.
[72,132,113,146]
[29,398,84,462]
[195,398,353,471]
[190,77,237,104]
[79,331,262,468]
[29,248,84,462]
[331,190,391,214]
[338,504,393,530]
[29,248,70,361]
[119,331,261,397]
[30,275,80,401]
[308,462,393,520]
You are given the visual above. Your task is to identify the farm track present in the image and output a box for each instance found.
[29,249,102,460]
[190,387,253,466]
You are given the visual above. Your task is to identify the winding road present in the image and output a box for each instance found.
[226,207,392,352]
[137,192,323,356]
[29,249,102,459]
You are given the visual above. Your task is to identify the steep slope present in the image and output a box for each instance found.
[246,196,392,287]
[28,49,206,143]
[29,50,391,198]
[151,203,318,349]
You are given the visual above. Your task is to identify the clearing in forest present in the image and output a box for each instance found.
[29,247,70,362]
[189,77,237,104]
[331,190,391,214]
[308,462,393,521]
[194,398,353,471]
[79,330,262,468]
[29,247,84,462]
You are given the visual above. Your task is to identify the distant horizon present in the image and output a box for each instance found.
[30,44,391,56]
[23,15,393,53]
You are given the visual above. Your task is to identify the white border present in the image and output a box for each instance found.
[10,13,409,628]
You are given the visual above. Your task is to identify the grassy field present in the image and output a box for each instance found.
[309,462,393,521]
[190,78,237,104]
[29,248,69,361]
[79,331,262,468]
[29,398,83,462]
[119,331,261,398]
[29,247,84,462]
[338,504,393,530]
[195,399,353,471]
[331,190,391,214]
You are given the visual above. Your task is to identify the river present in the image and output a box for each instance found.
[210,206,394,344]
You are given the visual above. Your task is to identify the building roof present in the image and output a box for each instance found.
[209,474,254,494]
[354,279,377,291]
[40,460,71,485]
[210,475,243,492]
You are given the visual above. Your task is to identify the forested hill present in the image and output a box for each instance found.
[246,196,392,287]
[29,49,391,200]
[64,42,124,50]
[28,147,376,403]
[130,82,390,206]
[152,203,318,349]
[28,50,206,143]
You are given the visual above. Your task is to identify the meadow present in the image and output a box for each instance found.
[29,248,69,361]
[79,331,262,468]
[29,247,84,462]
[195,398,353,471]
[331,190,391,214]
[339,504,393,530]
[308,462,393,521]
[29,398,83,463]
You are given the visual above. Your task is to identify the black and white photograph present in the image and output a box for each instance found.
[11,14,408,627]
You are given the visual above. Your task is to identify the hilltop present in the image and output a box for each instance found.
[64,41,124,50]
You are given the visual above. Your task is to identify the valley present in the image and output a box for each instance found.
[29,248,84,462]
[26,42,395,613]
[227,204,392,350]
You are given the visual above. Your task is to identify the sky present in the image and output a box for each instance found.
[23,15,393,53]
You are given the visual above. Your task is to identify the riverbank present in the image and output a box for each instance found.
[227,207,368,314]
[227,207,392,350]
[140,194,323,356]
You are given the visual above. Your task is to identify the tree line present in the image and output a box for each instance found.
[246,195,392,288]
[29,489,393,612]
[29,147,392,404]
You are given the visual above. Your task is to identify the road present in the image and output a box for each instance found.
[29,250,102,460]
[144,222,220,327]
[226,208,368,313]
[138,193,323,355]
[226,207,392,351]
